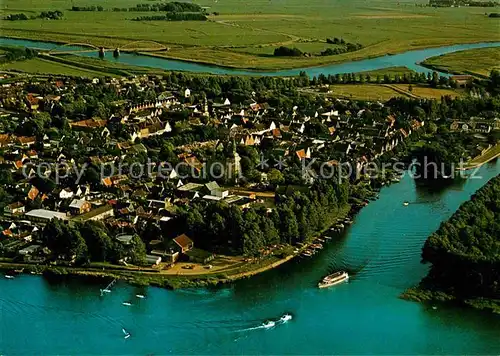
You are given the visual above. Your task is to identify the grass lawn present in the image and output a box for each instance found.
[465,143,500,168]
[0,57,109,77]
[422,47,500,77]
[1,0,499,69]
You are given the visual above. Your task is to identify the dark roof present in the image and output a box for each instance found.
[173,234,193,249]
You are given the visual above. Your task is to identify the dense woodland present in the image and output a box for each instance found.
[176,180,349,255]
[420,175,500,300]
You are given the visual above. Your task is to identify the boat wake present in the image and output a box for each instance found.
[236,313,293,332]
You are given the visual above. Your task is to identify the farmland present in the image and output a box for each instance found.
[422,47,500,77]
[1,0,499,69]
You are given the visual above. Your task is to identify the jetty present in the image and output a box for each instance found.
[100,278,117,296]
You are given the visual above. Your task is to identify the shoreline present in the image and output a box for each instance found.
[401,287,500,314]
[0,205,358,289]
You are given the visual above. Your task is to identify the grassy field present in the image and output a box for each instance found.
[1,0,499,69]
[326,83,461,101]
[422,47,500,77]
[0,57,109,77]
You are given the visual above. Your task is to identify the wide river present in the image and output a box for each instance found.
[1,37,500,77]
[1,160,499,355]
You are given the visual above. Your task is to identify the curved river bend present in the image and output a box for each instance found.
[1,37,500,77]
[1,161,499,355]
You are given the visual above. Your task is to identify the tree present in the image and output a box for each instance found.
[129,235,147,265]
[268,168,285,187]
[80,221,113,262]
[426,122,438,135]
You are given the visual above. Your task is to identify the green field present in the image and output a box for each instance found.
[422,47,500,77]
[325,83,461,101]
[0,57,109,77]
[1,0,499,69]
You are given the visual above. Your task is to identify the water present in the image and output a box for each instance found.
[1,160,499,355]
[1,37,500,77]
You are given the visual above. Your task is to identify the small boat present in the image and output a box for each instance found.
[323,236,332,241]
[122,302,132,306]
[403,201,409,206]
[262,320,275,329]
[102,288,112,293]
[318,271,349,289]
[5,275,15,279]
[279,314,293,323]
[122,328,131,339]
[14,268,24,273]
[135,294,145,299]
[301,250,313,257]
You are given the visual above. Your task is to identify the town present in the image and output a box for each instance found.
[0,70,498,287]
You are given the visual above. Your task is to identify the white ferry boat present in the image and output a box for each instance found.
[318,271,349,288]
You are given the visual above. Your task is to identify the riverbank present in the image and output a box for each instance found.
[420,47,500,78]
[0,205,358,289]
[401,173,500,315]
[460,143,500,170]
[401,287,500,314]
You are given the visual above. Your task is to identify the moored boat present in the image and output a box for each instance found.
[318,271,349,288]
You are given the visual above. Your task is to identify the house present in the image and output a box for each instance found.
[59,188,74,200]
[25,209,68,223]
[4,202,25,216]
[146,254,162,265]
[451,75,473,87]
[17,136,36,147]
[27,186,40,201]
[151,248,179,263]
[204,181,229,198]
[69,199,92,215]
[172,234,194,253]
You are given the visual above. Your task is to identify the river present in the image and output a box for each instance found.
[1,37,500,77]
[1,160,499,355]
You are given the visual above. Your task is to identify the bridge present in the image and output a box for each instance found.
[48,40,169,55]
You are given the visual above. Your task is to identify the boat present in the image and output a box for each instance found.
[5,275,15,279]
[403,201,409,206]
[301,250,313,257]
[323,236,332,241]
[262,320,275,329]
[318,271,349,289]
[122,328,131,339]
[14,268,24,273]
[279,314,293,323]
[135,294,145,299]
[122,302,132,306]
[102,288,112,293]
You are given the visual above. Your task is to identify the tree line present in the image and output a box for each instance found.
[4,11,63,20]
[71,2,203,13]
[420,175,500,300]
[177,179,349,256]
[133,13,207,21]
[40,219,147,266]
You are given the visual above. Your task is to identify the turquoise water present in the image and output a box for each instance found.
[1,161,499,355]
[1,37,500,77]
